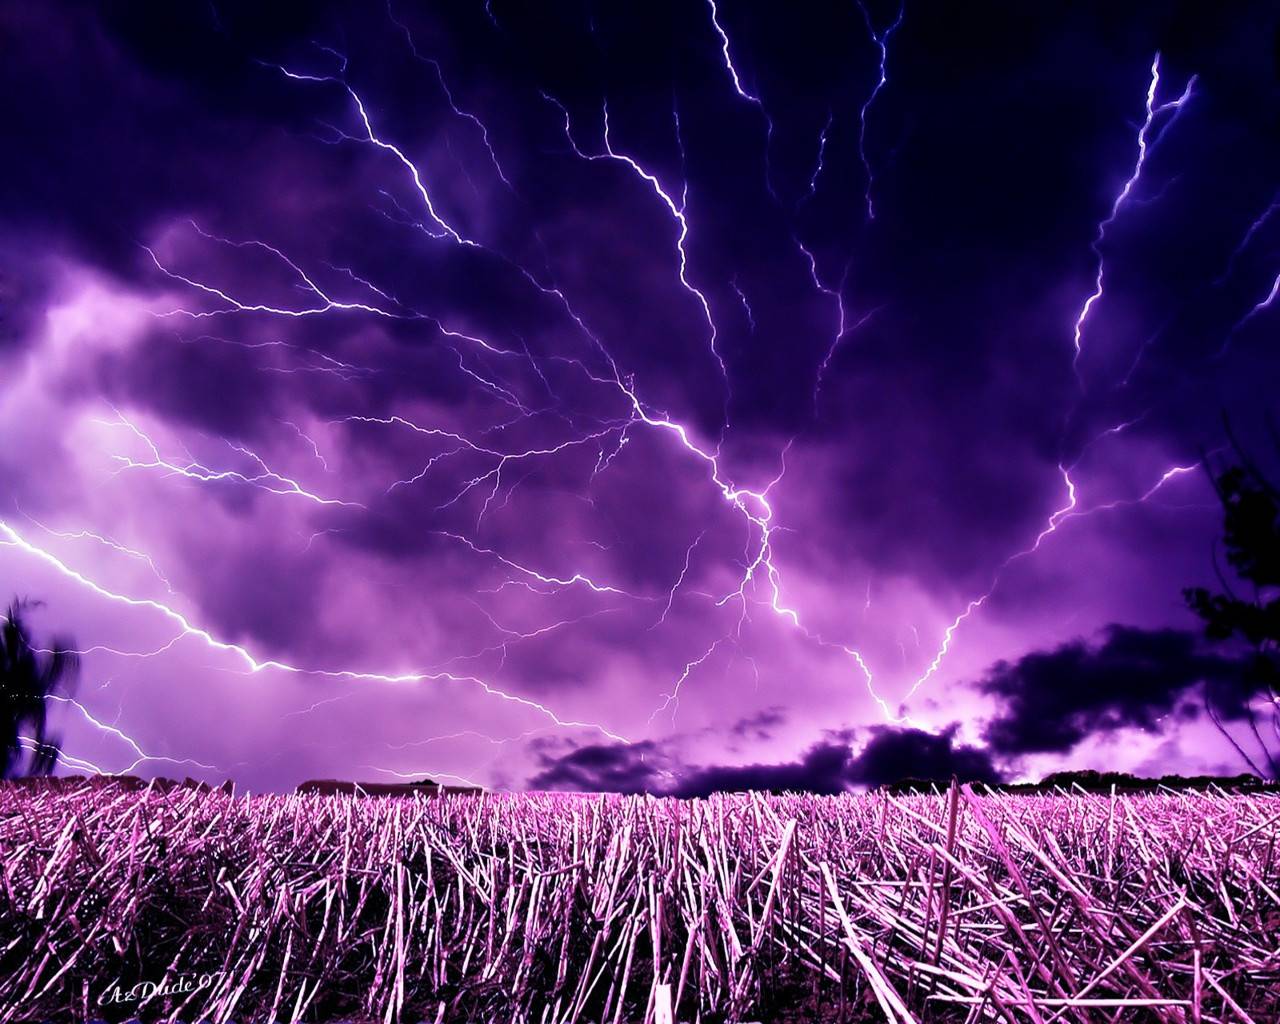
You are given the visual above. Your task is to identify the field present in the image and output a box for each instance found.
[1,783,1277,1023]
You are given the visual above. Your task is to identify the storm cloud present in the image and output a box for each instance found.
[0,2,1275,789]
[530,727,1002,795]
[977,625,1262,757]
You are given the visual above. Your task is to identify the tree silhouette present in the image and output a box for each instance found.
[1,600,79,779]
[1184,438,1280,778]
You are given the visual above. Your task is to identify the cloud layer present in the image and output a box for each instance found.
[529,726,1002,796]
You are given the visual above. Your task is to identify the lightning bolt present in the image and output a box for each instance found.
[730,275,756,333]
[647,637,730,725]
[279,419,331,472]
[653,531,707,628]
[102,408,362,509]
[0,520,629,743]
[176,333,379,382]
[629,434,901,726]
[361,765,488,789]
[385,3,514,188]
[270,64,478,245]
[554,97,728,392]
[904,454,1209,706]
[1217,270,1280,360]
[147,223,409,319]
[1070,53,1195,382]
[800,107,835,206]
[705,0,781,203]
[705,0,761,106]
[905,52,1202,706]
[1214,189,1280,286]
[47,695,220,775]
[813,306,878,414]
[18,507,176,594]
[855,1,904,221]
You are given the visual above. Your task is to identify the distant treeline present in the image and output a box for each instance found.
[0,774,234,794]
[882,769,1278,795]
[5,770,1276,799]
[295,778,483,797]
[0,774,483,797]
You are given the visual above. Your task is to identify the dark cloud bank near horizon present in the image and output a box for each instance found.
[529,624,1273,793]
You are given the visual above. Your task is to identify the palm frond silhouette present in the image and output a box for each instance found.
[1,600,79,779]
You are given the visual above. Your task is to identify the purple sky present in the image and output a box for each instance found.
[1,2,1277,791]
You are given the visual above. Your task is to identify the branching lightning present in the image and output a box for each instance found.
[0,520,629,743]
[1070,53,1195,382]
[9,6,1255,792]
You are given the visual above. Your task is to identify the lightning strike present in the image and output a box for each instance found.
[1217,271,1280,359]
[48,695,220,775]
[387,2,515,187]
[855,1,904,220]
[705,0,777,197]
[0,520,628,743]
[1070,53,1196,381]
[904,455,1209,706]
[1214,189,1280,285]
[19,509,177,594]
[102,410,362,509]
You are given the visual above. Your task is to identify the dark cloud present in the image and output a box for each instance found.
[530,619,1272,794]
[670,741,855,797]
[843,725,1003,788]
[530,726,1001,795]
[729,705,786,740]
[977,625,1260,757]
[0,243,60,354]
[527,740,668,793]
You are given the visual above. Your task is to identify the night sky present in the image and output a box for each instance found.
[1,1,1277,792]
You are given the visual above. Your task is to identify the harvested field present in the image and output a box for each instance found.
[1,782,1277,1022]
